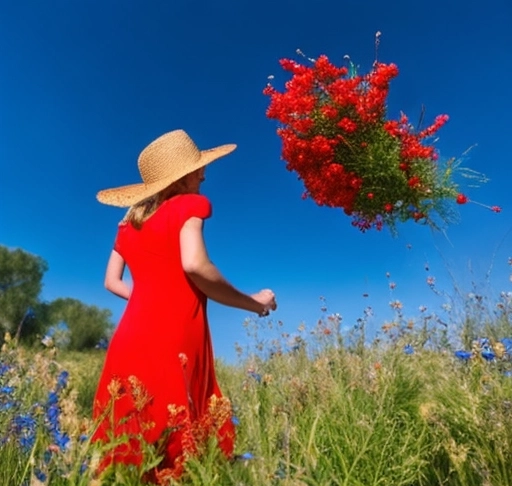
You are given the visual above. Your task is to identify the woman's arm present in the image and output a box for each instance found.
[180,217,276,315]
[104,250,131,300]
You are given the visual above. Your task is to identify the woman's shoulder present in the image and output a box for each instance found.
[173,193,210,204]
[170,193,212,220]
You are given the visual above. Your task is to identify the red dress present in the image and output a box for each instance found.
[92,194,235,482]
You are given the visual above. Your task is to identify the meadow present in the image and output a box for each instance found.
[1,272,512,486]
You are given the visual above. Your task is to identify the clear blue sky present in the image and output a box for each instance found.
[1,0,511,362]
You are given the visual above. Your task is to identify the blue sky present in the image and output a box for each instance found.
[1,0,511,362]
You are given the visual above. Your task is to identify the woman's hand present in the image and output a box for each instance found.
[251,289,277,317]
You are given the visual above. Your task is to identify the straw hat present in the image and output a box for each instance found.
[96,129,236,207]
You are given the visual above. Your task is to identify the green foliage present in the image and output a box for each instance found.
[0,245,48,338]
[48,298,114,351]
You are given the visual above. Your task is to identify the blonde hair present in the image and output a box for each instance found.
[122,177,190,230]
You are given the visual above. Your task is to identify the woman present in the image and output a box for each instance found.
[92,129,277,481]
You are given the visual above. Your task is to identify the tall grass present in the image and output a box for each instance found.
[1,280,511,484]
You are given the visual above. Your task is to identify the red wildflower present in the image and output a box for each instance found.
[491,206,502,213]
[456,194,468,204]
[337,117,358,133]
[320,105,339,120]
[314,55,347,81]
[384,203,393,212]
[407,176,421,188]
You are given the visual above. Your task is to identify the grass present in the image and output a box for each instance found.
[1,275,512,485]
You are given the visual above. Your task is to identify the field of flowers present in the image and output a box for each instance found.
[1,281,512,485]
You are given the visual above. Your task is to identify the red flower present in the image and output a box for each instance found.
[491,205,502,213]
[264,49,489,232]
[407,176,421,188]
[337,117,358,133]
[456,194,468,204]
[320,105,339,120]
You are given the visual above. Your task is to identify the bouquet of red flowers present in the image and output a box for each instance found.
[264,42,499,232]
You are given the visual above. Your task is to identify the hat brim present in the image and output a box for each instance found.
[96,143,236,207]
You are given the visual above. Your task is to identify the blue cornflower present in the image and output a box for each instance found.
[231,416,240,426]
[46,404,60,426]
[34,469,47,482]
[0,386,14,394]
[1,401,15,411]
[237,452,255,460]
[56,371,69,390]
[13,414,37,452]
[53,431,70,450]
[478,337,490,347]
[501,338,512,355]
[0,364,10,376]
[19,434,36,451]
[481,350,496,361]
[96,338,109,350]
[403,344,414,355]
[14,414,37,431]
[247,371,262,383]
[47,391,59,406]
[455,350,472,361]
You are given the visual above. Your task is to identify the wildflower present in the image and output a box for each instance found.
[34,469,47,482]
[236,452,255,461]
[403,344,414,355]
[481,349,495,361]
[501,338,512,356]
[407,176,421,188]
[454,350,472,361]
[231,416,240,426]
[389,300,403,310]
[456,193,468,204]
[247,370,262,383]
[56,371,69,390]
[426,276,435,286]
[13,414,37,451]
[47,391,58,406]
[491,205,502,213]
